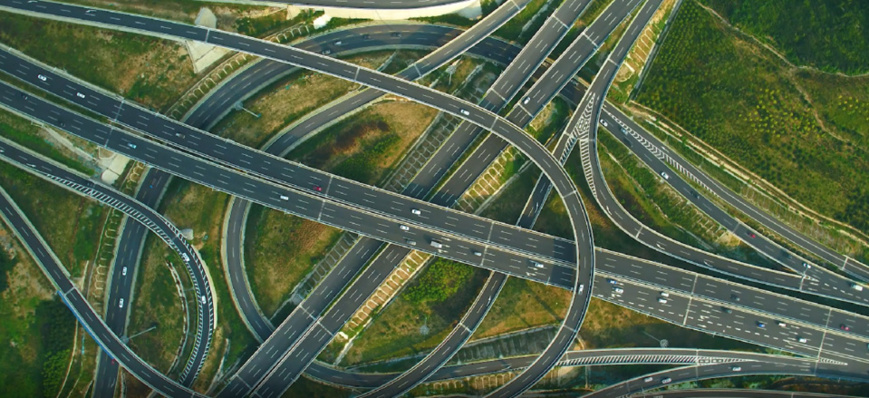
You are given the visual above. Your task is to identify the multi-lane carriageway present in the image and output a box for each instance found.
[3,0,867,310]
[8,132,869,390]
[1,1,868,396]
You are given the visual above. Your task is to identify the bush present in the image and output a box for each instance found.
[405,259,474,304]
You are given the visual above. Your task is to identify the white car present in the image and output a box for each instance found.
[614,287,624,294]
[660,291,670,297]
[399,224,410,231]
[777,321,787,327]
[280,195,289,200]
[731,366,742,372]
[530,261,544,269]
[798,337,808,343]
[657,297,667,304]
[522,97,531,105]
[119,298,124,308]
[661,378,672,384]
[660,171,669,180]
[37,74,47,81]
[643,377,654,383]
[600,119,608,127]
[472,250,482,257]
[122,266,127,276]
[76,92,86,99]
[411,208,421,215]
[181,253,190,262]
[127,143,137,149]
[405,239,417,246]
[200,295,206,305]
[459,109,470,116]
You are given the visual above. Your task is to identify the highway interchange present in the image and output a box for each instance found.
[0,0,868,397]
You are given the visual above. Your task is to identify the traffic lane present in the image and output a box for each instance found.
[3,81,576,280]
[602,274,690,325]
[597,250,696,292]
[254,245,410,397]
[637,389,863,398]
[517,0,642,119]
[92,353,119,398]
[362,272,507,397]
[601,248,869,343]
[6,55,579,268]
[409,0,527,76]
[219,238,383,396]
[264,0,483,10]
[487,17,568,99]
[225,198,275,341]
[190,23,513,129]
[585,361,816,398]
[5,0,206,41]
[592,270,868,360]
[687,301,824,357]
[821,333,869,363]
[693,277,830,327]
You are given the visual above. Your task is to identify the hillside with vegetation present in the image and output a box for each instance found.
[702,0,869,75]
[636,0,869,234]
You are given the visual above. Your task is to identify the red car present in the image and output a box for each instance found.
[840,324,851,331]
[313,185,323,192]
[747,231,756,238]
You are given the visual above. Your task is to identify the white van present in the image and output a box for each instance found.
[430,241,443,249]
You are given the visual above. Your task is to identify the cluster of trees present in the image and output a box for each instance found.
[36,299,76,397]
[0,249,13,293]
[405,259,473,305]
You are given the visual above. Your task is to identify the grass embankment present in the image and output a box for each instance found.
[0,11,198,110]
[0,225,76,398]
[246,101,438,319]
[0,164,105,278]
[636,0,869,235]
[339,259,488,366]
[211,52,393,148]
[244,207,342,317]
